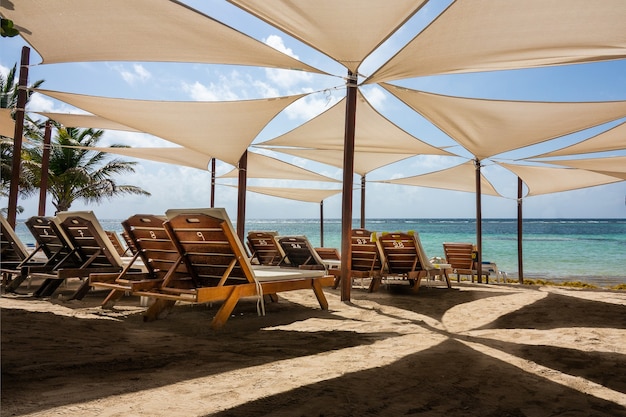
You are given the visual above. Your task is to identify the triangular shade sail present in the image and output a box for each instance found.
[533,121,626,158]
[377,161,500,197]
[382,84,626,160]
[367,0,626,83]
[260,147,415,177]
[230,184,342,204]
[35,89,305,166]
[530,157,626,181]
[0,0,323,73]
[219,152,339,183]
[37,112,140,132]
[498,162,622,196]
[0,108,15,138]
[228,0,427,73]
[259,89,453,155]
[70,146,213,171]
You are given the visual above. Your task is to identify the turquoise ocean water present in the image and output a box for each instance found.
[14,218,626,288]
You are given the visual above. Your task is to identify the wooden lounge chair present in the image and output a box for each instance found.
[0,215,45,289]
[314,247,341,263]
[330,228,384,292]
[442,242,489,283]
[105,230,131,256]
[246,230,285,266]
[377,231,451,292]
[90,214,179,308]
[30,211,129,299]
[134,208,334,330]
[4,216,82,293]
[276,235,339,271]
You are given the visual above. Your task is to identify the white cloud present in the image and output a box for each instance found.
[284,91,339,120]
[0,63,10,78]
[263,35,313,88]
[118,64,151,85]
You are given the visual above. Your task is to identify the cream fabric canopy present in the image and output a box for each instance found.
[258,147,416,177]
[498,162,623,196]
[228,0,427,73]
[69,146,214,172]
[35,89,305,166]
[219,152,339,183]
[531,157,626,181]
[230,185,342,204]
[534,121,626,158]
[37,113,140,132]
[259,89,453,156]
[376,161,500,197]
[382,84,626,160]
[0,0,323,73]
[0,108,16,139]
[367,0,626,83]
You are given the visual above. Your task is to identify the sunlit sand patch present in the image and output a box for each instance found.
[19,332,447,417]
[442,290,548,333]
[277,290,446,332]
[459,339,626,408]
[464,327,626,354]
[540,286,626,305]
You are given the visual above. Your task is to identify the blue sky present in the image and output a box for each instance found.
[1,0,625,220]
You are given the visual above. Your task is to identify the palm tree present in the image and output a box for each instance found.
[26,126,151,213]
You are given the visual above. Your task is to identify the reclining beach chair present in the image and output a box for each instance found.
[378,231,451,292]
[30,211,129,299]
[0,215,45,289]
[133,208,334,330]
[246,230,285,266]
[442,242,490,283]
[330,228,384,292]
[105,230,131,257]
[4,216,83,293]
[90,214,181,308]
[276,235,339,271]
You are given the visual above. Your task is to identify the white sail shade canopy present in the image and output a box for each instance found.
[259,89,453,155]
[382,84,626,160]
[67,146,214,172]
[0,0,324,73]
[228,0,427,73]
[498,162,623,196]
[529,157,626,181]
[219,152,339,183]
[533,121,626,158]
[34,89,305,166]
[232,185,342,204]
[376,161,500,197]
[259,147,417,177]
[367,0,626,83]
[36,112,140,132]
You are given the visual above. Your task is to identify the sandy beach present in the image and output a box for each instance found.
[2,278,626,417]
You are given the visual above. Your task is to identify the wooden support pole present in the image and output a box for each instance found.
[340,71,358,302]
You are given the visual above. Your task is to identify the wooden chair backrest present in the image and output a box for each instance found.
[377,232,423,274]
[164,211,254,287]
[0,214,28,263]
[105,231,127,257]
[442,242,475,271]
[57,212,122,269]
[25,216,82,267]
[121,230,137,255]
[277,235,326,269]
[350,228,383,273]
[246,230,284,266]
[122,214,183,279]
[314,247,340,261]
